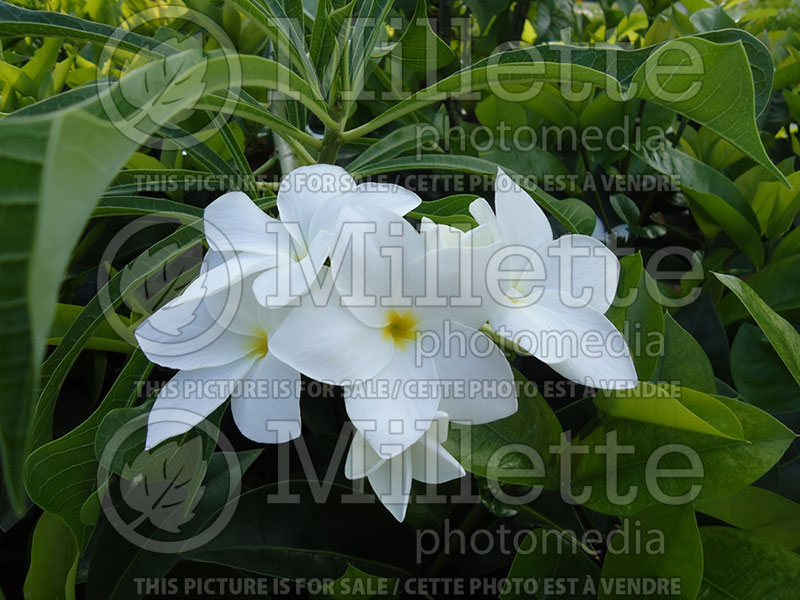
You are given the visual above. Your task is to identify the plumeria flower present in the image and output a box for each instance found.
[269,205,517,458]
[469,168,637,389]
[135,264,301,449]
[345,412,464,522]
[174,165,421,307]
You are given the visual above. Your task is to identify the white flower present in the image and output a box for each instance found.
[269,205,518,459]
[345,412,464,522]
[470,168,638,390]
[174,164,421,308]
[135,260,302,449]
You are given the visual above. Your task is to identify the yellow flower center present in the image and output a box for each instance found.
[249,329,270,357]
[383,310,418,347]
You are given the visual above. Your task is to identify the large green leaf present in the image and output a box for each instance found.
[715,273,800,389]
[651,313,716,394]
[717,256,800,323]
[343,36,785,183]
[85,449,261,600]
[573,396,795,516]
[634,145,764,267]
[0,49,328,512]
[697,486,800,550]
[23,511,78,600]
[698,527,800,599]
[182,481,417,579]
[501,529,600,600]
[599,504,702,600]
[25,351,152,552]
[595,383,744,440]
[730,323,799,416]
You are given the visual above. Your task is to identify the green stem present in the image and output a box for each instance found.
[317,102,345,164]
[425,503,487,576]
[580,144,611,231]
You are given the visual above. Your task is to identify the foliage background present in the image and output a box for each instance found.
[1,0,800,598]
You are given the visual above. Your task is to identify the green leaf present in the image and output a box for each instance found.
[464,0,511,33]
[91,196,202,223]
[85,449,261,600]
[573,396,795,516]
[610,193,640,226]
[737,167,800,239]
[715,273,800,389]
[606,253,664,380]
[697,486,800,550]
[48,303,133,353]
[599,504,702,600]
[651,313,716,394]
[444,370,563,488]
[24,351,152,552]
[730,324,798,416]
[344,36,784,183]
[717,256,800,323]
[347,0,393,101]
[181,481,416,579]
[699,527,800,599]
[595,383,745,440]
[31,224,204,468]
[0,49,326,512]
[500,528,600,600]
[352,154,593,234]
[408,194,479,230]
[634,144,764,267]
[347,123,439,172]
[226,0,321,94]
[630,37,785,184]
[395,0,455,72]
[0,2,173,59]
[23,512,78,600]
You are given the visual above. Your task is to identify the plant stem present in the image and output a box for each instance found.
[671,115,688,148]
[425,503,487,576]
[318,101,345,164]
[580,144,611,231]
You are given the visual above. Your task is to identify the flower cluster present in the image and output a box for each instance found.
[135,165,637,521]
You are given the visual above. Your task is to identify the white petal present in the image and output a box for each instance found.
[145,357,255,449]
[410,242,503,330]
[135,295,251,370]
[311,182,421,241]
[268,292,394,384]
[170,251,279,306]
[491,291,637,389]
[277,164,356,242]
[537,235,619,313]
[331,204,426,327]
[410,438,465,484]
[345,346,440,458]
[428,321,517,424]
[494,167,553,247]
[421,218,494,252]
[468,197,502,243]
[250,230,330,307]
[344,430,386,480]
[366,451,412,522]
[230,353,302,443]
[204,191,277,254]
